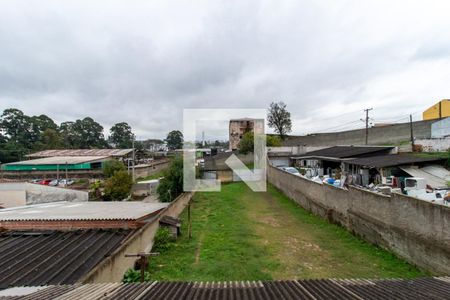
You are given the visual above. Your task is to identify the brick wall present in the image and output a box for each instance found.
[0,219,143,230]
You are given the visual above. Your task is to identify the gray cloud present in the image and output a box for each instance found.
[1,0,450,139]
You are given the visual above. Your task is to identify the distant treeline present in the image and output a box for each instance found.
[0,108,162,163]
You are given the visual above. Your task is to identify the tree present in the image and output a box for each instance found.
[40,128,63,149]
[103,170,133,200]
[71,117,107,148]
[59,121,79,148]
[239,132,282,154]
[29,114,59,147]
[165,130,183,150]
[267,101,292,139]
[157,156,183,202]
[109,122,134,148]
[103,160,127,178]
[267,135,282,147]
[239,132,254,154]
[0,108,33,147]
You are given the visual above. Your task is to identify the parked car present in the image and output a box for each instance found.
[49,179,59,186]
[58,179,74,186]
[30,179,41,184]
[39,179,52,185]
[281,167,302,176]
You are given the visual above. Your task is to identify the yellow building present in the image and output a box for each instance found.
[423,99,450,120]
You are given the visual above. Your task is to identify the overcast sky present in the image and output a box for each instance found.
[1,0,450,140]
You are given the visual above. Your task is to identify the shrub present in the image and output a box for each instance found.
[103,170,133,200]
[240,132,283,154]
[152,227,175,252]
[157,156,183,202]
[103,160,126,178]
[123,268,150,283]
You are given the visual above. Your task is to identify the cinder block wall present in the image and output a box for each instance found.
[268,165,450,275]
[283,119,435,146]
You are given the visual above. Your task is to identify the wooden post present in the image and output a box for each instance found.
[125,252,159,283]
[140,256,147,282]
[188,203,192,239]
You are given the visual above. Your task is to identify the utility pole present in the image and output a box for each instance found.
[363,108,373,145]
[132,137,135,182]
[410,114,414,148]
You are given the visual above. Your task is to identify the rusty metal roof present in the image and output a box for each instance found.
[26,149,133,158]
[0,229,133,289]
[5,156,110,166]
[1,277,449,299]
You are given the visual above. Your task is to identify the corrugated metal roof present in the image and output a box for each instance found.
[0,229,132,289]
[5,156,111,166]
[1,277,449,299]
[298,146,394,159]
[0,202,169,221]
[27,149,133,158]
[345,154,443,168]
[421,165,450,180]
[399,166,447,189]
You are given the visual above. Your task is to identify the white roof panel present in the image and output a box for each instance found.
[0,201,169,221]
[421,165,450,180]
[399,166,447,189]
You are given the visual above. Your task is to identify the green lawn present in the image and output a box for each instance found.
[413,151,449,159]
[146,182,428,281]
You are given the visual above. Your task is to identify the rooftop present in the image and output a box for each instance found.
[4,156,110,166]
[0,229,132,289]
[296,145,395,159]
[26,149,133,158]
[0,201,168,222]
[1,277,449,299]
[345,154,443,168]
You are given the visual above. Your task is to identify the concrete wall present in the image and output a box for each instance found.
[431,117,450,138]
[80,192,193,283]
[267,146,327,155]
[283,119,435,146]
[267,165,450,275]
[415,138,450,152]
[133,160,170,179]
[0,183,88,208]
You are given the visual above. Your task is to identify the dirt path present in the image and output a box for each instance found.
[241,184,423,279]
[243,189,334,278]
[147,182,425,281]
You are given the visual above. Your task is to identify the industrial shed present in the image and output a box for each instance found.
[2,156,111,171]
[26,149,133,158]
